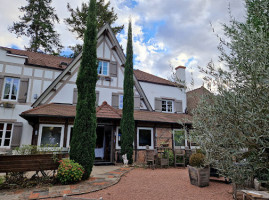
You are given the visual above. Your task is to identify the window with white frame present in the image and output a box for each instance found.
[173,129,186,149]
[97,61,108,76]
[66,125,73,148]
[2,77,20,101]
[137,127,153,149]
[119,95,123,109]
[116,127,122,149]
[162,100,173,113]
[38,124,64,147]
[0,123,13,147]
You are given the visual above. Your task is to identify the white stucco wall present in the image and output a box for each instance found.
[0,49,25,65]
[139,82,187,112]
[0,105,33,146]
[0,48,65,150]
[49,36,130,106]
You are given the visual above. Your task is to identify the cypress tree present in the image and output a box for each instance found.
[70,0,97,179]
[9,0,62,54]
[120,21,135,164]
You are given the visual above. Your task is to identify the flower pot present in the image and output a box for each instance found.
[188,165,210,187]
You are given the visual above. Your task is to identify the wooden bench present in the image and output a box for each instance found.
[0,154,68,173]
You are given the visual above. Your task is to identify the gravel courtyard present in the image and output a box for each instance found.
[54,168,233,200]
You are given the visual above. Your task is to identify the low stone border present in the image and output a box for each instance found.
[0,167,133,200]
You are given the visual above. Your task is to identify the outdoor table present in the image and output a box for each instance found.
[241,190,269,200]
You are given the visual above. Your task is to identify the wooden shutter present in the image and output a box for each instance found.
[155,98,162,112]
[73,88,78,104]
[96,91,99,106]
[18,78,29,103]
[112,93,119,109]
[175,100,183,113]
[134,95,140,110]
[110,61,117,77]
[0,75,4,98]
[11,122,23,147]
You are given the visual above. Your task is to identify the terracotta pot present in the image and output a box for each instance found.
[188,165,210,187]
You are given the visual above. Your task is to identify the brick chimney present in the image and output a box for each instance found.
[175,66,186,84]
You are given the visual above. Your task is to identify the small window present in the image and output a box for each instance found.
[2,77,20,101]
[97,61,109,76]
[38,124,64,147]
[119,95,123,109]
[0,123,13,147]
[162,100,173,113]
[137,127,153,149]
[173,129,186,148]
[116,127,122,149]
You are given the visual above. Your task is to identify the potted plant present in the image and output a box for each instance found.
[188,152,210,187]
[0,101,15,108]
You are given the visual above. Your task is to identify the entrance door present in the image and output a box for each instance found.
[95,126,113,163]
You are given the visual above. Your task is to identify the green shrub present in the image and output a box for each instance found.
[57,159,84,184]
[196,149,204,154]
[168,150,174,166]
[189,153,205,168]
[0,176,5,184]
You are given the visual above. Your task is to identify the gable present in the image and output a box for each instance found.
[33,24,152,111]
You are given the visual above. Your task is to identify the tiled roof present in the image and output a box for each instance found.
[96,101,121,119]
[1,47,72,70]
[134,69,177,87]
[21,102,192,124]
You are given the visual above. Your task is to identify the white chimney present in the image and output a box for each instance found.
[175,66,186,84]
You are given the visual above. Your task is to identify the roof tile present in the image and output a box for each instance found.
[21,102,192,124]
[134,69,177,87]
[1,47,72,70]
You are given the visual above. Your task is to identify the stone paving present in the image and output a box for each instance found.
[0,167,132,200]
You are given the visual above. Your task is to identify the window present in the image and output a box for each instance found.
[66,125,73,148]
[137,127,153,149]
[97,61,108,76]
[0,123,13,147]
[119,95,123,109]
[38,124,64,147]
[162,100,173,113]
[2,77,20,101]
[173,129,186,149]
[116,127,122,149]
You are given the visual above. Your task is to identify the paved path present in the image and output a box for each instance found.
[0,166,132,200]
[53,168,234,200]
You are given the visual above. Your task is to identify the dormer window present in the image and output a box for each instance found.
[97,61,108,76]
[162,100,173,113]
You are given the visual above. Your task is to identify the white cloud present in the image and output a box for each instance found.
[0,0,246,90]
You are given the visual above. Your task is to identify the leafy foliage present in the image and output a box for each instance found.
[120,21,135,164]
[70,0,98,180]
[57,159,84,185]
[13,145,63,155]
[65,0,124,57]
[9,0,62,54]
[192,0,269,186]
[189,153,205,168]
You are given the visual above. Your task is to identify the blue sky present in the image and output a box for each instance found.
[0,0,246,90]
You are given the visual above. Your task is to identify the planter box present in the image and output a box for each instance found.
[188,165,210,187]
[0,153,68,173]
[1,102,15,108]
